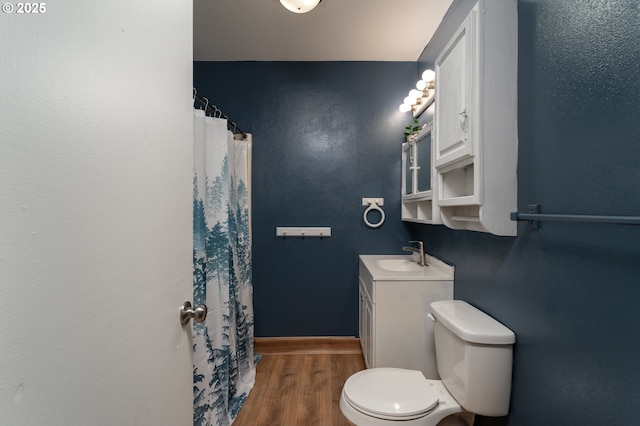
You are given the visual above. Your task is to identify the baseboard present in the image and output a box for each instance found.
[254,336,362,355]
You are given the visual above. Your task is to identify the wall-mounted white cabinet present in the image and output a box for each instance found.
[434,0,518,236]
[401,123,442,224]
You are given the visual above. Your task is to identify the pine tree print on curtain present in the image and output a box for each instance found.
[193,109,256,426]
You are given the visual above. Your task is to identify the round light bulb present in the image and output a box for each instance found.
[421,69,435,82]
[403,96,413,105]
[279,0,321,13]
[408,89,422,101]
[416,80,427,91]
[399,104,412,113]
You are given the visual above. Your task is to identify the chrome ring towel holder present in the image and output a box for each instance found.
[362,198,385,228]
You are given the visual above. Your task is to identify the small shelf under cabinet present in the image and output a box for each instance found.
[402,194,437,224]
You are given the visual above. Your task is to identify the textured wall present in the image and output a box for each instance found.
[413,0,640,425]
[195,0,640,422]
[194,62,416,336]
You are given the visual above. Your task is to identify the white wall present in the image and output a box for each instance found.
[0,1,193,424]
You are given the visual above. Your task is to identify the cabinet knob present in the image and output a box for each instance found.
[459,108,468,132]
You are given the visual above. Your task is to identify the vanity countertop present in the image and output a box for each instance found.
[359,254,454,281]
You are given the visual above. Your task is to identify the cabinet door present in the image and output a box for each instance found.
[416,127,432,193]
[363,295,373,368]
[403,124,433,196]
[401,142,413,196]
[435,11,475,168]
[358,277,372,368]
[359,286,364,351]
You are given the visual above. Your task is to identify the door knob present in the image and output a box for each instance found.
[180,301,207,326]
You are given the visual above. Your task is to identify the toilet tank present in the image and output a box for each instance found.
[430,300,516,417]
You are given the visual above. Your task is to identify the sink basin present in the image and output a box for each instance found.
[375,258,425,272]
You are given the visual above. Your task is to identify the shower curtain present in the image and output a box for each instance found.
[192,109,256,426]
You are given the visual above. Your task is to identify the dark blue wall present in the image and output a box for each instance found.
[413,1,640,425]
[194,62,415,336]
[195,0,640,422]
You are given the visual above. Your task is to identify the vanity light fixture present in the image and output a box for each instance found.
[279,0,322,14]
[399,69,436,116]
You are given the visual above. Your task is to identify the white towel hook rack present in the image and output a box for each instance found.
[276,227,331,238]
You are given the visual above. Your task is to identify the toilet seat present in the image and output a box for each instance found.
[342,368,440,421]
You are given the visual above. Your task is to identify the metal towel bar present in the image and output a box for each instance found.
[510,204,640,229]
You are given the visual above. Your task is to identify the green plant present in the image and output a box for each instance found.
[404,119,421,140]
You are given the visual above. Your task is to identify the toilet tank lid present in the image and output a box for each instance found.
[430,300,515,345]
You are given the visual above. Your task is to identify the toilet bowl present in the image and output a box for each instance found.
[340,300,515,426]
[339,368,464,426]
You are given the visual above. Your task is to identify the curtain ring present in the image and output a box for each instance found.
[203,97,209,115]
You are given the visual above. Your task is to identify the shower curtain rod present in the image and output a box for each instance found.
[193,88,246,137]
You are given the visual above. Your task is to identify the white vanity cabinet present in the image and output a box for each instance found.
[358,255,454,379]
[433,0,518,236]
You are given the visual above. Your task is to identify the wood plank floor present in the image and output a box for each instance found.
[233,337,366,426]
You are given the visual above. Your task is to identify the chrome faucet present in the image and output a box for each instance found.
[403,240,426,267]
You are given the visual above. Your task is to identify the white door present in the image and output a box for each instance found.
[0,2,194,425]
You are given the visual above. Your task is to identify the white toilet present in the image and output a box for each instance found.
[340,300,516,425]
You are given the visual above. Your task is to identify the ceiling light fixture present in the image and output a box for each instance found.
[279,0,322,14]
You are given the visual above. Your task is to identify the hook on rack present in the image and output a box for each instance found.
[275,227,332,238]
